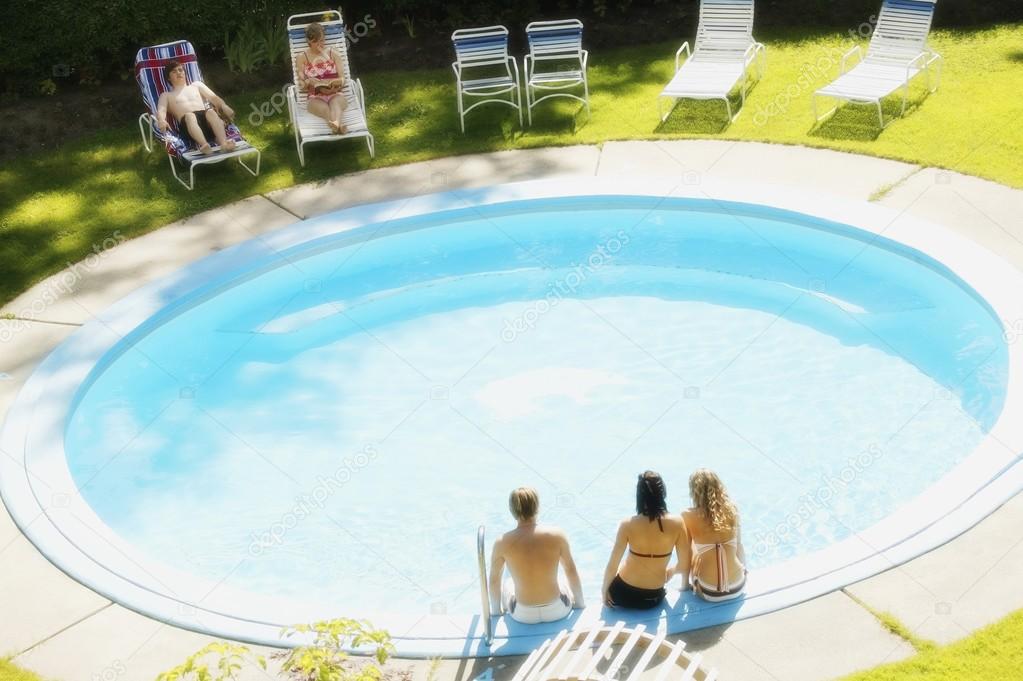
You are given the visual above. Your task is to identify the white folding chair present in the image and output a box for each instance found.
[451,25,523,132]
[523,19,590,125]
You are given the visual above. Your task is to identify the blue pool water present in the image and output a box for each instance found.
[65,197,1008,619]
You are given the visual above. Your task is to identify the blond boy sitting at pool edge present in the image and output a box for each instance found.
[488,487,585,624]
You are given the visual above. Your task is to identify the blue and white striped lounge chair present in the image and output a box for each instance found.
[523,19,590,125]
[135,41,261,191]
[814,0,942,128]
[658,0,766,124]
[451,25,523,132]
[286,10,375,166]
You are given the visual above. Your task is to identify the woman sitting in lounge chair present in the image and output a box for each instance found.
[296,22,348,134]
[602,471,689,610]
[669,469,747,602]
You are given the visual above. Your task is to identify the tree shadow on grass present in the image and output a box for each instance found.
[1008,50,1023,64]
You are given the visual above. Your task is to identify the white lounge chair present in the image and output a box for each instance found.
[286,11,375,166]
[135,40,261,191]
[451,25,523,132]
[813,0,942,128]
[659,0,766,124]
[523,19,590,125]
[513,621,718,681]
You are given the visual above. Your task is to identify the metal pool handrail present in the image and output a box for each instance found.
[477,524,494,646]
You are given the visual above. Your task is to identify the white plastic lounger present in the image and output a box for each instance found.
[523,19,590,125]
[513,622,718,681]
[814,0,942,128]
[659,0,766,124]
[451,25,523,132]
[286,10,374,166]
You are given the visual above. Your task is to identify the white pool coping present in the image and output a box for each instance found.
[2,176,1022,657]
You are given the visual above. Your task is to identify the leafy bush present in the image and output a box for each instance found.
[225,20,268,74]
[275,618,395,681]
[155,642,266,681]
[2,0,1022,93]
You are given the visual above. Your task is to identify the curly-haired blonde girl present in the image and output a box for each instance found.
[689,468,739,532]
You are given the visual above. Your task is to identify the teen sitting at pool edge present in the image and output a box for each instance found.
[489,487,585,624]
[602,471,690,609]
[668,469,748,602]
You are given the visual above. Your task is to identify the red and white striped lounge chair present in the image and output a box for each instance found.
[135,40,261,190]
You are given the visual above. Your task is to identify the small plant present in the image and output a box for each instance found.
[38,79,57,96]
[400,14,416,39]
[155,642,266,681]
[261,17,289,67]
[224,20,267,74]
[276,618,395,681]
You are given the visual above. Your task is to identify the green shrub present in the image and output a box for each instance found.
[155,642,266,681]
[276,618,395,681]
[224,20,268,74]
[1,0,1021,94]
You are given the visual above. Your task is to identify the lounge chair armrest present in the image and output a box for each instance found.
[524,53,533,80]
[675,42,691,72]
[906,51,929,81]
[840,45,863,74]
[743,42,758,67]
[451,61,462,81]
[581,49,588,70]
[354,77,366,110]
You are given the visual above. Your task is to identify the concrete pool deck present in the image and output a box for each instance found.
[2,141,1023,680]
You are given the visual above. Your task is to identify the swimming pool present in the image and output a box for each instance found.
[3,178,1022,656]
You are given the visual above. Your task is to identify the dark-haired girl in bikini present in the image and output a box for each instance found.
[602,471,691,610]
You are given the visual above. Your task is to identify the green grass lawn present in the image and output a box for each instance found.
[1,24,1022,307]
[837,608,1023,680]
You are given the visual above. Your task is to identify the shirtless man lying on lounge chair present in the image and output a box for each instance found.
[156,60,236,154]
[488,487,585,624]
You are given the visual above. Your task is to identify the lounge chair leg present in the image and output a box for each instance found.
[168,155,195,191]
[138,114,154,153]
[583,78,591,121]
[457,87,466,133]
[876,101,886,129]
[724,98,734,124]
[237,149,261,177]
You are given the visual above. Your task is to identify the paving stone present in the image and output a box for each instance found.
[0,532,109,657]
[846,494,1023,645]
[13,604,282,681]
[267,146,602,219]
[599,140,918,201]
[878,167,1023,272]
